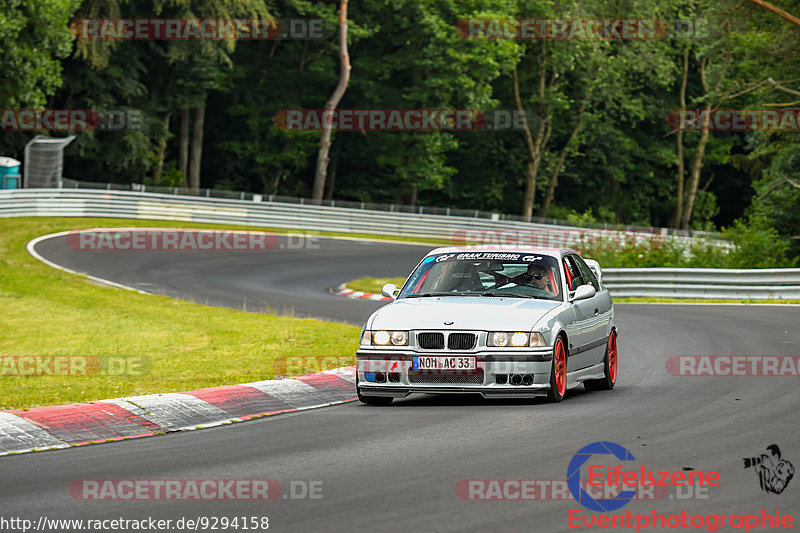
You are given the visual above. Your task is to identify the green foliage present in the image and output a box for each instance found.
[565,208,597,227]
[690,190,720,231]
[722,216,797,268]
[0,0,80,108]
[145,160,184,186]
[8,0,799,268]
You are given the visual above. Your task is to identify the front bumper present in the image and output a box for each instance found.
[356,350,553,398]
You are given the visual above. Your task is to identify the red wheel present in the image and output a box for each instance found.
[547,336,567,402]
[585,331,617,391]
[608,331,618,384]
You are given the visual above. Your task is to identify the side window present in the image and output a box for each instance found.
[572,255,600,292]
[562,257,580,291]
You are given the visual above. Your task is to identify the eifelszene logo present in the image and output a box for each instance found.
[567,441,637,512]
[567,441,721,512]
[743,444,795,495]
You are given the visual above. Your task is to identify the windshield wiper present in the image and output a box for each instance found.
[406,292,536,299]
[405,292,471,298]
[481,292,534,299]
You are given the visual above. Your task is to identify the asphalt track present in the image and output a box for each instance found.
[31,233,431,324]
[2,232,799,533]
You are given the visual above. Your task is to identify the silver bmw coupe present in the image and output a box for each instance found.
[356,246,617,405]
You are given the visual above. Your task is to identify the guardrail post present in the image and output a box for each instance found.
[446,207,450,216]
[174,187,178,195]
[205,189,210,197]
[360,202,364,209]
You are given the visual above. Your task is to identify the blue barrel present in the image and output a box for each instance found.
[0,157,21,189]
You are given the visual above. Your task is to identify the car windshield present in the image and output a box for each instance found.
[398,252,563,301]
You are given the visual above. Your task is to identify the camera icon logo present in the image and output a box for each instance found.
[743,444,794,495]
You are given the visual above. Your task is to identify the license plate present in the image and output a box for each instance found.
[412,356,476,370]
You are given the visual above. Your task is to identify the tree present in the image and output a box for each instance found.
[311,0,350,203]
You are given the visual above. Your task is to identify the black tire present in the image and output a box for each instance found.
[585,331,617,391]
[356,374,394,406]
[546,336,567,403]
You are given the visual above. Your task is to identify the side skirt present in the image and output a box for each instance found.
[566,362,605,389]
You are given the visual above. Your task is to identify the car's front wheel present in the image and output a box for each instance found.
[356,374,393,406]
[585,331,617,391]
[546,336,567,402]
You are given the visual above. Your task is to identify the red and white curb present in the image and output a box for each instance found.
[0,367,356,456]
[330,283,391,301]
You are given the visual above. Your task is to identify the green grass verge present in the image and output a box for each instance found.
[345,278,800,305]
[1,217,435,409]
[346,277,407,294]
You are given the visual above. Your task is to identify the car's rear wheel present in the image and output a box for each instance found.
[356,374,393,406]
[546,336,567,402]
[585,331,617,391]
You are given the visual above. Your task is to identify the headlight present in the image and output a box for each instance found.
[363,330,409,346]
[391,331,408,345]
[373,331,391,345]
[510,332,529,346]
[487,332,546,347]
[487,332,512,347]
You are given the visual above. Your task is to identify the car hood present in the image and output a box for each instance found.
[368,297,563,331]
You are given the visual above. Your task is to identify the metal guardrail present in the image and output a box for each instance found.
[57,177,712,236]
[603,268,800,299]
[1,188,796,300]
[0,187,682,243]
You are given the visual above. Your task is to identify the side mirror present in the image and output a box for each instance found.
[569,284,596,302]
[381,283,400,300]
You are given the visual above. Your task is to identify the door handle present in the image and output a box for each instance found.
[594,308,599,315]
